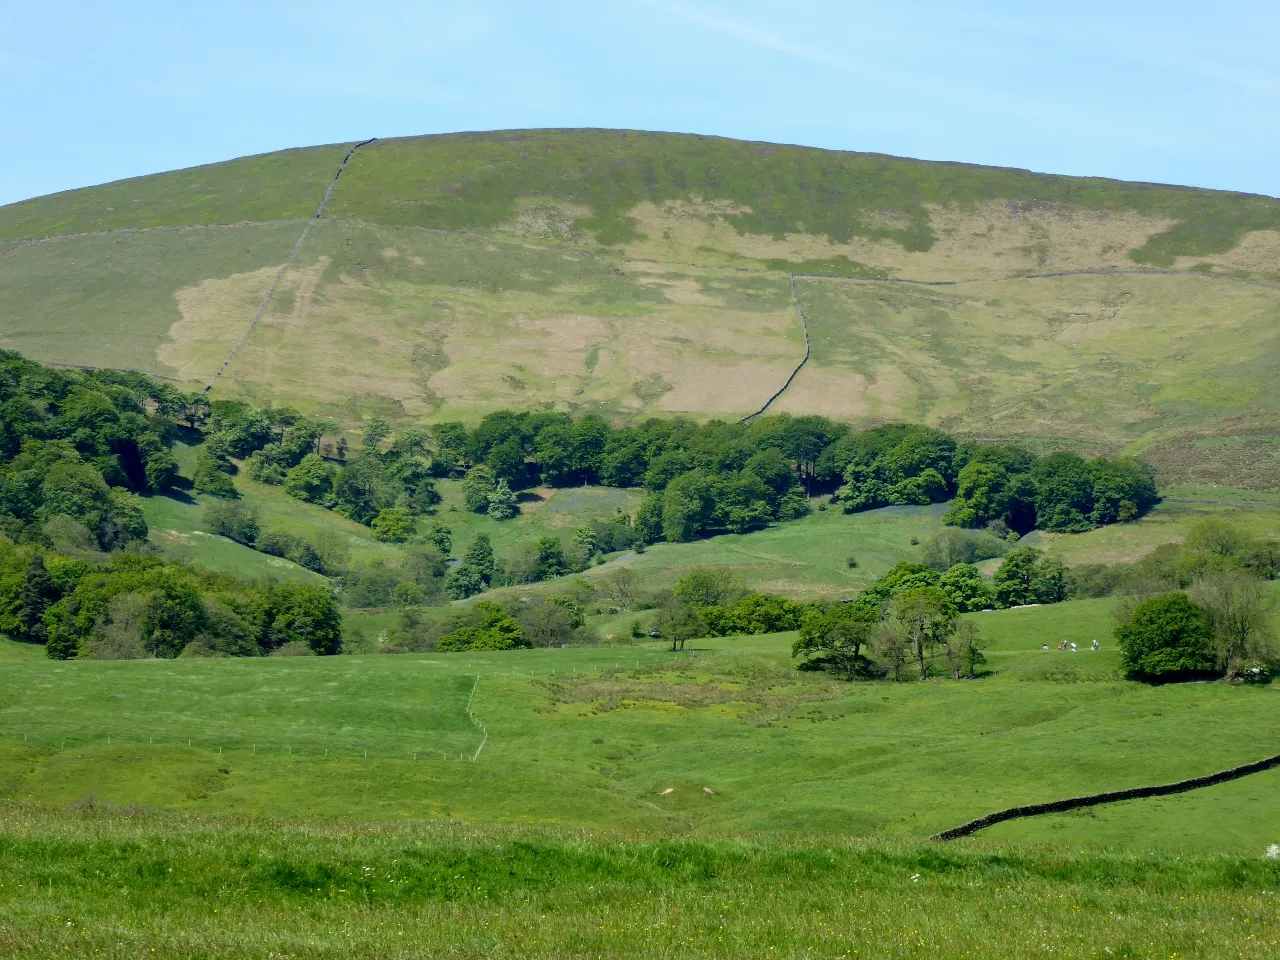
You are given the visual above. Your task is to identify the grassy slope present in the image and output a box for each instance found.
[0,144,351,238]
[1,130,1278,482]
[4,596,1280,853]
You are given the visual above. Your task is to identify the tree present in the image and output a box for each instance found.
[937,563,994,612]
[485,439,527,485]
[371,507,416,543]
[1184,517,1244,558]
[534,537,566,581]
[362,418,390,452]
[422,522,453,555]
[792,604,875,680]
[1115,592,1216,683]
[939,620,987,679]
[871,623,909,682]
[1032,554,1074,604]
[283,453,334,503]
[264,583,343,655]
[1032,452,1096,532]
[1189,571,1276,677]
[203,500,260,545]
[192,452,238,498]
[662,471,714,542]
[887,586,958,680]
[460,465,497,514]
[654,603,706,651]
[17,555,56,644]
[993,547,1042,607]
[444,564,485,600]
[673,568,744,608]
[486,479,520,520]
[598,566,638,610]
[463,534,496,581]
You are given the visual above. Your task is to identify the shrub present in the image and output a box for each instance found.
[1115,592,1217,683]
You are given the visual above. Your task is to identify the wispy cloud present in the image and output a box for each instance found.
[627,0,1163,145]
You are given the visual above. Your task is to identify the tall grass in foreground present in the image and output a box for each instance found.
[0,806,1276,958]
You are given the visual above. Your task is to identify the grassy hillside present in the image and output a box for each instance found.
[1,129,1277,483]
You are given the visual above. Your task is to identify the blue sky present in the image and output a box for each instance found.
[2,0,1278,206]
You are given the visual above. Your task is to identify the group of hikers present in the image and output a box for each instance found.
[1043,639,1101,652]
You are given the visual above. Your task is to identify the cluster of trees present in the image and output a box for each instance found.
[382,594,592,652]
[825,424,1158,534]
[191,400,1161,570]
[0,543,342,660]
[1109,518,1278,684]
[196,409,440,542]
[0,354,179,550]
[442,416,1156,541]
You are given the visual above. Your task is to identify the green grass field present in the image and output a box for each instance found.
[2,810,1277,958]
[4,587,1280,956]
[4,597,1279,850]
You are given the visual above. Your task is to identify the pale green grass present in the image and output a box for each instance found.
[0,223,302,379]
[142,493,325,583]
[579,503,946,600]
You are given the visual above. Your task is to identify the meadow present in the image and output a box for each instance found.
[4,597,1280,849]
[4,594,1280,956]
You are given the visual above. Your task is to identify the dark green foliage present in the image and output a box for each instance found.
[702,593,806,636]
[259,583,344,655]
[792,603,876,679]
[421,522,453,555]
[0,353,169,548]
[435,602,529,652]
[16,555,56,643]
[3,543,345,659]
[192,451,237,498]
[283,453,334,503]
[1115,593,1217,682]
[991,548,1076,607]
[946,449,1156,534]
[445,534,496,600]
[937,563,995,612]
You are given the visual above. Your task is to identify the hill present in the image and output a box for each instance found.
[1,130,1277,487]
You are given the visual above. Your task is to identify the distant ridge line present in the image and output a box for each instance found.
[932,750,1280,841]
[204,138,376,392]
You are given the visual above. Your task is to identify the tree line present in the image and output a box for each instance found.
[0,542,341,660]
[193,404,1160,550]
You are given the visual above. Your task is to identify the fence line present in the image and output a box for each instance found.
[204,138,376,391]
[932,750,1280,840]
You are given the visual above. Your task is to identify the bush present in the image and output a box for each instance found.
[371,507,416,543]
[1115,592,1217,683]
